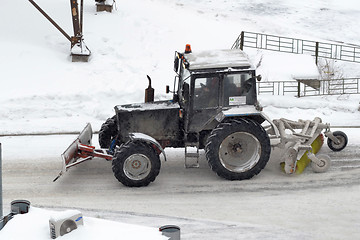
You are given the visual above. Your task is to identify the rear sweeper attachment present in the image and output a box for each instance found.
[268,117,347,174]
[54,46,348,187]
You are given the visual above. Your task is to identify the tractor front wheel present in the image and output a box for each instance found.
[112,141,161,187]
[205,119,271,180]
[99,115,119,149]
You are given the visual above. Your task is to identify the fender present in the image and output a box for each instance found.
[216,105,280,139]
[128,132,167,161]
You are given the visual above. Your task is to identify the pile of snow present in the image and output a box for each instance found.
[258,94,360,127]
[0,207,167,240]
[1,0,360,135]
[250,51,321,81]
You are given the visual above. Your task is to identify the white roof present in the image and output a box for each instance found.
[184,49,253,71]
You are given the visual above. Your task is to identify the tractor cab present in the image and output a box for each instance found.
[171,46,261,136]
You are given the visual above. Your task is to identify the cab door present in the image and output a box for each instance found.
[186,75,222,133]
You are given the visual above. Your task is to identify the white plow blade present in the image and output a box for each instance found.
[53,123,93,182]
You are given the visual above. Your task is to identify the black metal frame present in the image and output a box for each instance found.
[28,0,90,55]
[257,78,360,97]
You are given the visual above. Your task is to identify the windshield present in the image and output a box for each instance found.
[192,72,256,109]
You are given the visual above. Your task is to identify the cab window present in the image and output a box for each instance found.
[193,77,220,109]
[223,73,252,106]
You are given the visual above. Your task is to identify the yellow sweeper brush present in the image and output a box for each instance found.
[281,134,324,174]
[270,117,347,175]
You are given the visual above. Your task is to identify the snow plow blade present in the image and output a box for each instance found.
[53,123,112,182]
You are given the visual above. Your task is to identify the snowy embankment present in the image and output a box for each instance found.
[1,0,360,135]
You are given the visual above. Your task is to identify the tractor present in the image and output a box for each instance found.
[55,45,348,187]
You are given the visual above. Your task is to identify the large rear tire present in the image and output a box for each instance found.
[112,141,161,187]
[205,119,271,180]
[99,115,118,148]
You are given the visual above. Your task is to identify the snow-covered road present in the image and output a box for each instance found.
[1,132,360,239]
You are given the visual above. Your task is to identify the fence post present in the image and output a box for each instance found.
[240,31,244,50]
[297,81,301,97]
[315,42,319,65]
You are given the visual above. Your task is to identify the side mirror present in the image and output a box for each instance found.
[166,85,170,94]
[256,75,262,81]
[174,54,180,72]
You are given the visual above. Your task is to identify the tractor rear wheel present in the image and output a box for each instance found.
[112,141,161,187]
[99,115,118,148]
[205,119,271,180]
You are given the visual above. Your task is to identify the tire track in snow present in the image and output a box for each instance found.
[2,145,360,197]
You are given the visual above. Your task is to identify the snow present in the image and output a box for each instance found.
[259,94,360,127]
[0,207,166,240]
[49,209,82,222]
[1,0,360,239]
[253,51,321,81]
[185,49,253,70]
[116,102,180,111]
[70,42,91,56]
[1,0,360,136]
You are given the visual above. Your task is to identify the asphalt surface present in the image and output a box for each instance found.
[1,135,360,239]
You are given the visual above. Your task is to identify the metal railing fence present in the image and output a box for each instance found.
[232,31,360,64]
[257,78,360,97]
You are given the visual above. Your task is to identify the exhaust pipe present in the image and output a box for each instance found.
[145,75,154,103]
